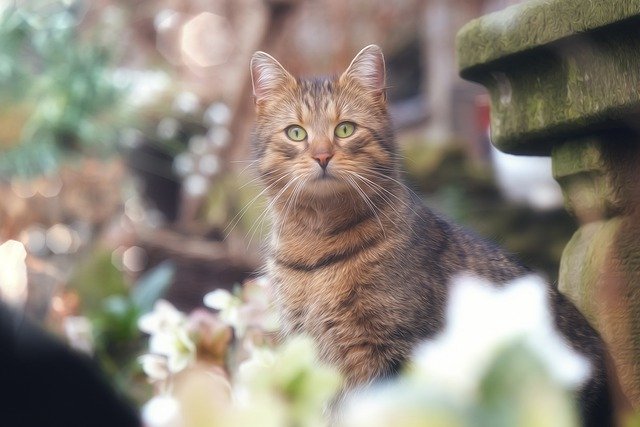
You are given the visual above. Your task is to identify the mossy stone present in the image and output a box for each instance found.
[456,0,640,155]
[558,218,622,326]
[457,0,640,71]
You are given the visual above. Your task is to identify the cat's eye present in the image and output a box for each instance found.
[335,122,355,138]
[285,125,307,142]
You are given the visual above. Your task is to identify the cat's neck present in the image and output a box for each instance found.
[269,179,410,241]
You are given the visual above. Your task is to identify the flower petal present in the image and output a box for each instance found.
[203,289,233,310]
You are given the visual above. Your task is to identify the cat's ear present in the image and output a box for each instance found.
[250,51,295,104]
[341,44,386,96]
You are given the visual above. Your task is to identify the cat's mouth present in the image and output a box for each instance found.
[313,169,337,182]
[304,171,346,196]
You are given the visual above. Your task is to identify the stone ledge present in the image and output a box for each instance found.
[457,0,640,73]
[456,3,640,155]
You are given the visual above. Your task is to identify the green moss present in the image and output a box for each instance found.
[457,0,640,71]
[456,3,640,155]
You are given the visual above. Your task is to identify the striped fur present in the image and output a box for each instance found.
[250,45,611,425]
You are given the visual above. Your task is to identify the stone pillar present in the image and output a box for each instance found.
[456,0,640,408]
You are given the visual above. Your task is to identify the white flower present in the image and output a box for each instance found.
[138,299,185,335]
[203,289,245,335]
[149,327,196,373]
[412,274,591,399]
[141,395,183,427]
[63,316,94,355]
[340,381,463,427]
[237,345,277,385]
[139,300,196,375]
[138,354,170,382]
[0,240,28,308]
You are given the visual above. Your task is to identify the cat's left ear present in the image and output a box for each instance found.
[250,51,295,105]
[341,44,386,97]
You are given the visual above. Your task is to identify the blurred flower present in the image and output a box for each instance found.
[237,345,276,387]
[240,277,280,334]
[198,154,220,177]
[340,382,464,427]
[410,274,591,400]
[188,135,208,155]
[173,153,195,177]
[207,126,231,148]
[139,300,196,374]
[222,393,288,427]
[204,288,244,335]
[111,68,171,108]
[341,275,586,427]
[184,174,209,197]
[141,395,183,427]
[172,91,200,116]
[139,299,185,335]
[203,279,279,340]
[63,315,94,355]
[235,335,342,427]
[150,325,195,374]
[138,354,170,382]
[187,308,232,366]
[173,363,232,426]
[204,102,231,127]
[157,117,180,140]
[0,240,28,308]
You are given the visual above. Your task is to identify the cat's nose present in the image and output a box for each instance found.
[313,152,333,170]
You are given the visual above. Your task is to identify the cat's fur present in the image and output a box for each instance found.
[250,45,612,425]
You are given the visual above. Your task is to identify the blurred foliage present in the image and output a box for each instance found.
[69,250,129,315]
[0,2,124,177]
[203,171,267,238]
[477,344,577,427]
[132,275,589,427]
[68,249,176,402]
[402,138,576,283]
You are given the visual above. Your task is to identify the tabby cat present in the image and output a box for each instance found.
[249,45,612,426]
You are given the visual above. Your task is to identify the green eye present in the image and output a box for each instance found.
[335,122,355,138]
[285,125,307,142]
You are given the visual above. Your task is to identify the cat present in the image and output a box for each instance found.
[249,45,612,426]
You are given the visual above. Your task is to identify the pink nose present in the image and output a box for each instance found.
[313,152,333,169]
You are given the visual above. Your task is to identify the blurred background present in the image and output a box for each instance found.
[0,0,577,416]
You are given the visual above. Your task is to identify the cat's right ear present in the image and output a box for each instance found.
[340,44,386,98]
[250,51,294,105]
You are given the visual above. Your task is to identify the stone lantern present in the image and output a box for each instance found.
[457,0,640,409]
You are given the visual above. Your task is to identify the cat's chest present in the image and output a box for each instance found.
[269,256,392,341]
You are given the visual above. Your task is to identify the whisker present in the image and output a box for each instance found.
[223,172,290,239]
[358,167,424,205]
[238,169,280,190]
[245,174,302,247]
[348,174,399,226]
[274,176,307,240]
[235,158,261,176]
[344,175,386,238]
[344,170,421,222]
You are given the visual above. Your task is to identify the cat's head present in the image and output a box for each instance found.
[250,45,397,204]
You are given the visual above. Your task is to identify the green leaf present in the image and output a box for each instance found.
[130,261,176,314]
